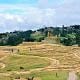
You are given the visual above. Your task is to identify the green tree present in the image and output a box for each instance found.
[31,32,45,42]
[76,30,80,47]
[60,33,76,46]
[7,34,23,46]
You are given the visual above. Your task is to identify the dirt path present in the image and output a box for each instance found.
[0,63,5,69]
[12,54,60,68]
[0,46,80,78]
[0,56,7,61]
[0,54,76,76]
[0,54,74,76]
[68,71,77,80]
[0,54,60,76]
[73,50,80,59]
[0,56,7,69]
[0,54,78,76]
[0,50,10,69]
[30,55,60,68]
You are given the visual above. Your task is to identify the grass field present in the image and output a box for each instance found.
[0,55,50,72]
[18,44,80,67]
[0,42,80,80]
[0,70,68,80]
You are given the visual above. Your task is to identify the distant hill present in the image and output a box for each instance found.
[0,25,80,46]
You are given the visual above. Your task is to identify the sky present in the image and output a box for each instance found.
[0,0,80,32]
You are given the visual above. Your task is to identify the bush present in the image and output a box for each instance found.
[31,32,45,42]
[15,76,20,79]
[60,33,76,46]
[20,66,24,70]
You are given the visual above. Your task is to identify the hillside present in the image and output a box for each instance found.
[0,43,80,80]
[0,25,80,46]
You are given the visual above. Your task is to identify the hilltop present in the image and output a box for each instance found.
[0,25,80,46]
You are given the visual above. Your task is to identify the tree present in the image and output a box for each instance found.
[31,32,45,42]
[19,30,33,41]
[76,30,80,47]
[60,33,76,46]
[53,27,61,36]
[7,34,23,46]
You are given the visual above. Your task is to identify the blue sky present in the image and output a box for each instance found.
[0,0,38,4]
[0,0,62,14]
[0,0,62,4]
[0,0,80,32]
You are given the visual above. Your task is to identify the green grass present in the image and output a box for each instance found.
[0,55,50,72]
[0,70,68,80]
[0,44,79,80]
[19,47,80,66]
[0,76,11,80]
[76,72,80,80]
[30,70,68,80]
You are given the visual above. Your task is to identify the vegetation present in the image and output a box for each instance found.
[0,43,80,79]
[0,55,50,72]
[0,71,68,80]
[0,25,80,46]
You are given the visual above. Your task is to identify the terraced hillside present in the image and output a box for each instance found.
[0,42,80,80]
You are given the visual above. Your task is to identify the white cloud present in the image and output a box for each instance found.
[5,14,14,20]
[0,6,56,32]
[55,0,80,26]
[0,0,80,32]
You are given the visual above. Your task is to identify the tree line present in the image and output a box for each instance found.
[0,25,80,46]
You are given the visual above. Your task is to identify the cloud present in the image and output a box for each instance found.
[55,0,80,26]
[0,6,56,32]
[0,0,80,32]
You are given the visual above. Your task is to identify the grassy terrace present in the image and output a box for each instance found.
[0,55,50,72]
[0,43,80,80]
[18,45,80,66]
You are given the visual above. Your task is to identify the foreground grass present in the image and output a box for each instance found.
[30,70,68,80]
[0,70,68,80]
[0,55,50,72]
[76,72,80,80]
[0,44,79,80]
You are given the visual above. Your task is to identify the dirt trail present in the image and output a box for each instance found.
[0,54,74,76]
[0,56,7,61]
[0,51,79,76]
[0,54,60,76]
[12,54,60,68]
[68,71,77,80]
[0,63,5,69]
[30,55,60,67]
[0,54,76,76]
[0,56,7,69]
[0,50,10,69]
[73,50,80,59]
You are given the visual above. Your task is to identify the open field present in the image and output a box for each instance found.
[0,70,68,80]
[0,55,50,72]
[0,42,80,80]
